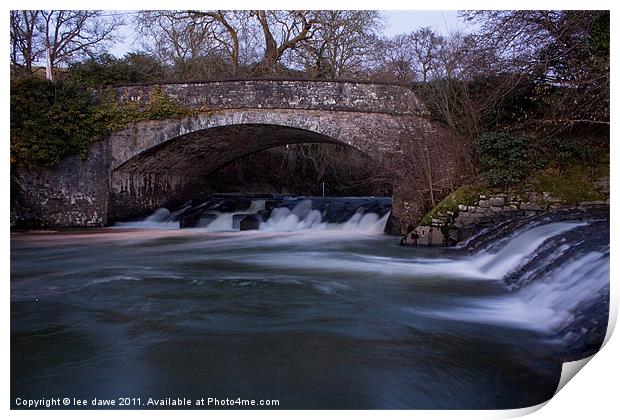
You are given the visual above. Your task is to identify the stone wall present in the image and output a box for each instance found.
[403,181,610,247]
[11,140,111,228]
[114,80,427,117]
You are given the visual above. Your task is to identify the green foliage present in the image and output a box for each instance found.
[529,165,606,204]
[91,92,141,133]
[141,87,199,120]
[65,53,166,87]
[476,132,536,187]
[11,77,103,167]
[11,77,199,168]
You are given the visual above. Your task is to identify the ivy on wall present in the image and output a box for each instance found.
[10,78,198,168]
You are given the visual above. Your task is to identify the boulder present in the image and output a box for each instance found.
[180,212,217,228]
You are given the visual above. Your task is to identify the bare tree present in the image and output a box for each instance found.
[410,27,443,82]
[10,10,42,72]
[295,10,382,79]
[183,10,249,77]
[373,33,416,83]
[38,10,123,80]
[461,10,610,130]
[136,11,223,78]
[250,10,320,74]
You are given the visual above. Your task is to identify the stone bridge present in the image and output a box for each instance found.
[12,79,442,234]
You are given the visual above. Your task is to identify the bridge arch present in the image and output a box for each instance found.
[108,108,407,222]
[13,79,446,234]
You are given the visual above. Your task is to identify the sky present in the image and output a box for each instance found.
[109,10,469,58]
[381,10,465,37]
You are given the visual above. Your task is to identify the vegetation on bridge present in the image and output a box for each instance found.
[10,79,198,167]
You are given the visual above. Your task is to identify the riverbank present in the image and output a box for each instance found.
[402,165,610,247]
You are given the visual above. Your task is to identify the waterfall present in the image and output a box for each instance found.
[415,216,609,343]
[114,197,392,233]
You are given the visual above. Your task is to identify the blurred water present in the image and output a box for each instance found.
[10,205,608,409]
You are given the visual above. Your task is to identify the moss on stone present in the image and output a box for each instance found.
[527,165,607,204]
[94,86,199,133]
[420,185,487,226]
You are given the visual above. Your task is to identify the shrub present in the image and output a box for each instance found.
[10,77,103,168]
[476,132,535,187]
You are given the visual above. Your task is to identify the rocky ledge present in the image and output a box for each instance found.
[402,177,609,247]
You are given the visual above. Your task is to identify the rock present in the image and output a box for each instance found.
[234,199,253,211]
[542,192,561,203]
[489,197,505,206]
[405,226,430,246]
[429,228,445,246]
[264,200,282,211]
[528,192,541,203]
[240,214,260,231]
[490,206,503,212]
[478,200,490,208]
[180,212,217,228]
[467,206,476,212]
[458,204,468,211]
[232,214,247,230]
[455,213,476,226]
[520,203,545,211]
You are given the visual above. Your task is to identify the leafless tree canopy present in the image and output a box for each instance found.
[10,9,609,212]
[10,10,123,80]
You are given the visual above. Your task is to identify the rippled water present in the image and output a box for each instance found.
[10,203,609,409]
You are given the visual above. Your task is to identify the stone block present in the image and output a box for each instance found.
[489,197,505,206]
[409,226,430,246]
[455,213,476,226]
[542,192,561,203]
[240,215,260,231]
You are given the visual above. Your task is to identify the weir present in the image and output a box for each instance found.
[115,196,393,234]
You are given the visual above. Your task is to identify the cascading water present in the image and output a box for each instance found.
[414,211,609,360]
[114,196,392,233]
[11,201,609,408]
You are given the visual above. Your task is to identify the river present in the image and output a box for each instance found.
[10,198,609,409]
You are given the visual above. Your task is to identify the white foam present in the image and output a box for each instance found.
[472,222,587,278]
[260,200,390,233]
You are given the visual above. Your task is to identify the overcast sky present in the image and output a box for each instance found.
[109,10,469,58]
